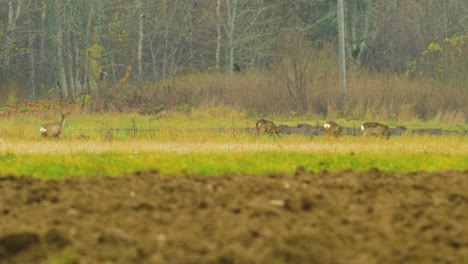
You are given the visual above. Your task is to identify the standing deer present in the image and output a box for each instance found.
[361,122,391,139]
[323,121,342,137]
[40,112,69,139]
[256,119,282,138]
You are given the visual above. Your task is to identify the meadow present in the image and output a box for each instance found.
[1,111,467,264]
[0,112,466,179]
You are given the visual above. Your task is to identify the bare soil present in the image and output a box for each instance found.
[0,170,467,264]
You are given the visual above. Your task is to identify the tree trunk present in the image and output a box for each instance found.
[83,4,92,94]
[162,2,168,79]
[39,0,47,97]
[65,0,75,99]
[226,0,237,72]
[358,0,372,63]
[3,0,22,81]
[187,2,194,71]
[216,0,222,70]
[137,0,144,80]
[29,23,36,100]
[347,0,372,67]
[337,0,347,98]
[56,4,68,98]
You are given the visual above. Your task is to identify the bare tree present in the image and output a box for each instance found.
[147,1,196,79]
[277,36,311,113]
[54,0,68,98]
[3,0,22,82]
[347,0,372,68]
[215,0,285,71]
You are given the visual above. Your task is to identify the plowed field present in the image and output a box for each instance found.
[1,170,467,264]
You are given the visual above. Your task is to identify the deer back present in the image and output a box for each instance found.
[41,122,62,137]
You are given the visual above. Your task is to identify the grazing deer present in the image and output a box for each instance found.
[361,122,391,139]
[40,112,69,139]
[256,119,282,138]
[323,121,342,137]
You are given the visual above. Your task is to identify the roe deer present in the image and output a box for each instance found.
[323,121,342,137]
[256,119,282,138]
[40,112,69,139]
[361,122,391,139]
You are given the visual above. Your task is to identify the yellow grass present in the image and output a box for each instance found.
[2,136,466,155]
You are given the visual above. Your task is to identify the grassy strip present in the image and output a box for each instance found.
[1,112,466,179]
[0,151,466,179]
[2,112,467,142]
[1,134,466,179]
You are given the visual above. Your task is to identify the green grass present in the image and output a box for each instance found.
[1,150,466,179]
[1,136,466,179]
[0,113,467,179]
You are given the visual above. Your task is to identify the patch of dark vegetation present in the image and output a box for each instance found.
[274,124,467,136]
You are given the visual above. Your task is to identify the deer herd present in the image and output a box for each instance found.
[258,119,392,139]
[324,120,391,139]
[39,112,391,140]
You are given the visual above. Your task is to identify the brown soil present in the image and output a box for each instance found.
[0,170,467,264]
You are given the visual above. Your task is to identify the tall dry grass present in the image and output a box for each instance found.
[4,72,465,126]
[87,68,466,124]
[3,137,467,155]
[344,72,466,123]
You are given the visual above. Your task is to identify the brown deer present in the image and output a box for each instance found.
[40,112,70,139]
[256,119,282,138]
[361,122,391,139]
[323,121,342,137]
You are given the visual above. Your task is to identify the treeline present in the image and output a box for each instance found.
[0,0,466,121]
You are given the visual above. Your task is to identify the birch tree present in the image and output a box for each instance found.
[137,0,144,80]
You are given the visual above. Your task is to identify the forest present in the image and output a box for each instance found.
[0,0,466,122]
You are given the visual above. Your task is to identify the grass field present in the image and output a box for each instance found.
[0,113,467,179]
[1,113,467,264]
